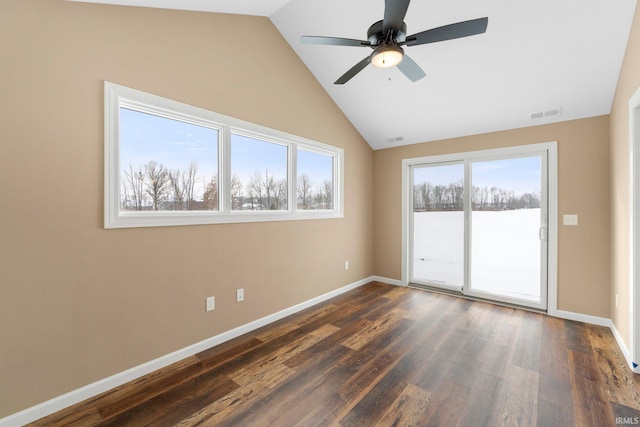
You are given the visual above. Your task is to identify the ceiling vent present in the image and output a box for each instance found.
[388,136,405,143]
[530,107,563,120]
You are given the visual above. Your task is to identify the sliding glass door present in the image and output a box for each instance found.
[467,155,547,307]
[409,147,549,310]
[411,163,464,291]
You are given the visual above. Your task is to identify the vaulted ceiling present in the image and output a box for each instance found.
[71,0,638,149]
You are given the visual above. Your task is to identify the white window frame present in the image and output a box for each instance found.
[104,82,344,228]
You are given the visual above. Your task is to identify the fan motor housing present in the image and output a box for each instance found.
[367,20,407,45]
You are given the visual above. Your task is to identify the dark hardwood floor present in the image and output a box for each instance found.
[30,282,640,426]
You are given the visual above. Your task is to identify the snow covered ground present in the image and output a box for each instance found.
[412,208,542,302]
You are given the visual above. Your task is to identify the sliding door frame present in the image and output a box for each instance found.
[401,141,558,313]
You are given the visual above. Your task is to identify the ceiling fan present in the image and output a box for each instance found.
[300,0,488,84]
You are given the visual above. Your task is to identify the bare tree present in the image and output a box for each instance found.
[490,186,500,210]
[169,170,186,210]
[523,192,541,208]
[434,185,446,210]
[297,174,313,209]
[169,161,199,210]
[263,170,278,210]
[122,164,145,210]
[202,176,218,210]
[420,182,432,211]
[183,161,198,210]
[320,180,333,209]
[419,181,541,212]
[276,179,287,209]
[144,161,170,210]
[473,186,490,210]
[231,174,242,210]
[248,170,265,209]
[450,180,464,210]
[471,186,481,209]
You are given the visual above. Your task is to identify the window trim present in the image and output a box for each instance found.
[104,82,344,228]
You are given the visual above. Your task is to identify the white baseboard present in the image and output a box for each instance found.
[554,309,611,327]
[555,310,639,373]
[608,320,639,373]
[372,275,405,287]
[0,276,373,427]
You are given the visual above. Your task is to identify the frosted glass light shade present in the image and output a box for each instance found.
[370,44,404,68]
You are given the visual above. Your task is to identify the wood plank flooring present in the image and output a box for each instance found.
[29,282,640,426]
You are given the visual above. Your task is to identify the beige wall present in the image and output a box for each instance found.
[610,1,640,348]
[0,0,634,420]
[373,116,611,317]
[0,1,373,417]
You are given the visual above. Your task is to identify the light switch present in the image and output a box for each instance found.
[563,214,578,226]
[206,296,215,312]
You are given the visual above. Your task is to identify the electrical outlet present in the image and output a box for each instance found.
[206,296,215,312]
[345,261,349,270]
[236,288,244,302]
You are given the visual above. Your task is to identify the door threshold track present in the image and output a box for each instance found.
[408,282,547,315]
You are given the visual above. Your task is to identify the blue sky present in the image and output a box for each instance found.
[121,107,334,193]
[231,134,287,184]
[230,136,333,186]
[414,156,541,195]
[414,163,464,187]
[119,108,218,183]
[472,157,541,195]
[297,148,333,185]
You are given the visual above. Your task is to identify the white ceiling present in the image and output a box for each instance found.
[68,0,292,16]
[71,0,638,149]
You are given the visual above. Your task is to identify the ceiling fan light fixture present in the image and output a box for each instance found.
[370,44,404,68]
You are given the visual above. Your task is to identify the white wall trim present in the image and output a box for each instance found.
[0,276,373,427]
[546,142,559,316]
[629,84,640,374]
[610,318,640,373]
[372,275,405,287]
[554,309,611,327]
[401,157,410,287]
[556,310,639,373]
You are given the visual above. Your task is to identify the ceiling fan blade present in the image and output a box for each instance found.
[383,0,411,33]
[396,54,426,82]
[301,36,370,47]
[406,17,488,46]
[334,57,371,85]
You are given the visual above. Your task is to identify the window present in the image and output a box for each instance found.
[297,148,335,210]
[105,82,343,228]
[231,133,288,211]
[119,108,219,212]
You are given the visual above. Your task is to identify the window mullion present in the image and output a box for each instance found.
[290,142,297,213]
[221,125,231,214]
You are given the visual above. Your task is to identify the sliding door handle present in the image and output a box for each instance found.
[539,227,548,241]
